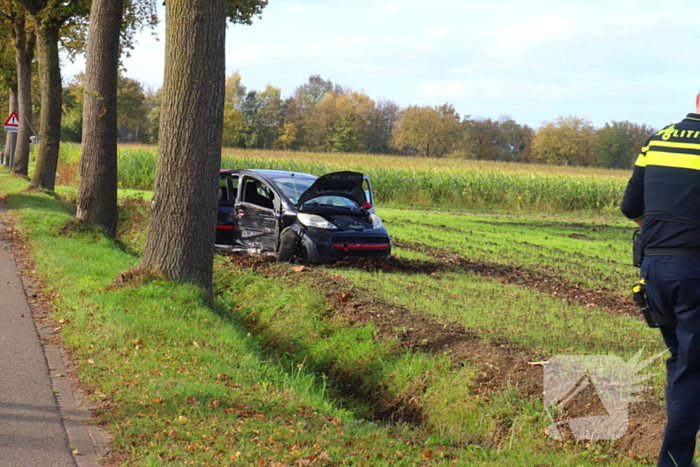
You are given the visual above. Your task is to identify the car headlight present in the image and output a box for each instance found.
[298,213,337,229]
[370,214,383,229]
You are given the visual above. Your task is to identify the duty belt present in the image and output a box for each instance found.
[644,248,700,257]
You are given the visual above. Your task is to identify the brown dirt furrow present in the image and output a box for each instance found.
[224,253,664,461]
[390,238,639,318]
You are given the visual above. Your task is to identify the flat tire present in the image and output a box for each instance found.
[277,229,299,262]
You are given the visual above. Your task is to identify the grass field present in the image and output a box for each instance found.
[0,147,668,466]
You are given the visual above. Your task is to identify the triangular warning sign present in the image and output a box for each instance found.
[4,111,18,127]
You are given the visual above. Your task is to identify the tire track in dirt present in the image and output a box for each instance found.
[227,254,538,436]
[326,254,667,461]
[390,238,640,318]
[223,254,664,461]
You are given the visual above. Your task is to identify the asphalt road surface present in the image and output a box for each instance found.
[0,243,76,467]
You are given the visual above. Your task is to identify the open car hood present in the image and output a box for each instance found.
[296,171,367,207]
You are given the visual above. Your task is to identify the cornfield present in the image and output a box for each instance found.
[57,143,629,212]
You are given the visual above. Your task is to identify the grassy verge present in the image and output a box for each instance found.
[0,171,655,466]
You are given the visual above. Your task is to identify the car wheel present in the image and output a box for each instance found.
[277,229,299,263]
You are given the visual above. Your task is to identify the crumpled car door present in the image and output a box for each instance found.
[235,177,279,252]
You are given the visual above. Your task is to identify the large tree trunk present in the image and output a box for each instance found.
[4,85,17,168]
[76,0,124,238]
[29,22,62,191]
[141,0,226,293]
[11,9,34,177]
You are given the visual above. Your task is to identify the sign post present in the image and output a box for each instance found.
[3,111,18,170]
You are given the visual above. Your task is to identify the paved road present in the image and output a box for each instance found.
[0,196,110,467]
[0,242,77,467]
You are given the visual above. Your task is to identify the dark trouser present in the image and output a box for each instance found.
[643,256,700,467]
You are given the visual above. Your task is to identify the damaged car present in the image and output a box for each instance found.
[215,169,391,263]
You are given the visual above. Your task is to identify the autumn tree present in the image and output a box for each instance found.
[237,85,284,149]
[390,104,462,157]
[283,75,340,150]
[0,3,35,175]
[17,0,90,190]
[593,121,654,169]
[142,0,267,292]
[61,73,151,143]
[532,115,596,166]
[60,75,83,141]
[304,90,381,153]
[363,99,398,154]
[498,117,535,162]
[74,0,159,235]
[0,6,19,167]
[143,86,161,143]
[75,0,124,237]
[19,0,157,190]
[116,75,148,141]
[303,91,346,152]
[462,117,500,160]
[222,71,245,147]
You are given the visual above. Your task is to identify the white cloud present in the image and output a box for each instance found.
[496,15,574,46]
[57,0,700,129]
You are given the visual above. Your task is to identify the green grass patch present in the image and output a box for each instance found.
[381,208,636,296]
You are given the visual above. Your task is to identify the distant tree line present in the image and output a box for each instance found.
[60,72,655,169]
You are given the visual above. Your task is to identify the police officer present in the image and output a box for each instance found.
[622,93,700,467]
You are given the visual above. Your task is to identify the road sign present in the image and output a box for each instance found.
[4,111,18,133]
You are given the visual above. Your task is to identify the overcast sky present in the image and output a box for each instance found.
[62,0,700,130]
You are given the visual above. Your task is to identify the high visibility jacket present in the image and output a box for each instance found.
[621,113,700,249]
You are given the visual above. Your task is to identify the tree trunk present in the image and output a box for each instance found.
[11,9,34,177]
[29,22,62,191]
[4,85,17,168]
[141,0,226,293]
[75,0,124,238]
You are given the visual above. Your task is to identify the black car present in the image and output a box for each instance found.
[216,169,391,263]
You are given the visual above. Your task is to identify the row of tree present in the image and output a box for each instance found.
[60,72,655,169]
[1,0,268,294]
[0,0,159,190]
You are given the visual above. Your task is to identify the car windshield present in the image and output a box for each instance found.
[272,176,358,208]
[272,177,316,204]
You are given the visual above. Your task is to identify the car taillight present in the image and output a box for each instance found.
[363,202,372,209]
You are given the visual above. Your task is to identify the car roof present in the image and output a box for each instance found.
[219,168,317,180]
